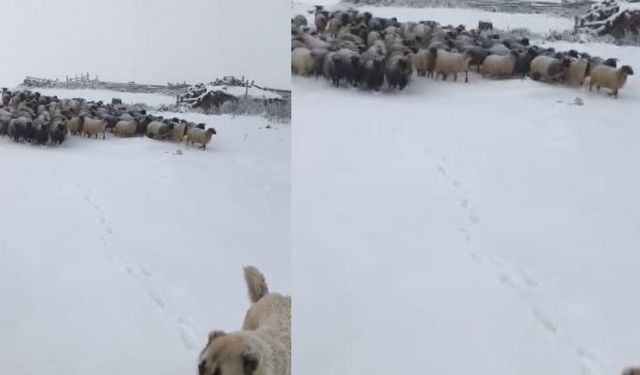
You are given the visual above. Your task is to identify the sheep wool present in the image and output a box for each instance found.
[589,64,634,98]
[292,47,315,76]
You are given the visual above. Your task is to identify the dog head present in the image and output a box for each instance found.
[198,331,259,375]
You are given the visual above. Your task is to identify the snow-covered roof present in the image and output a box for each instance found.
[205,84,283,100]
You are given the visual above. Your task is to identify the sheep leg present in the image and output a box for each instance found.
[454,73,458,82]
[465,71,468,83]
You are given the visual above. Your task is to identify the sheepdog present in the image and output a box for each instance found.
[198,266,290,375]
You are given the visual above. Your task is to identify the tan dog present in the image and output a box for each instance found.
[198,266,290,375]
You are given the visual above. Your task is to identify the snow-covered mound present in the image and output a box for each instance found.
[577,0,640,38]
[0,111,290,375]
[293,38,640,375]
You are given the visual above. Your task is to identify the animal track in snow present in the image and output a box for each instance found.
[179,317,200,350]
[148,291,166,309]
[532,308,558,334]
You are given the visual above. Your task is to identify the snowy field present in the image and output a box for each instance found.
[32,88,177,107]
[292,1,574,33]
[0,91,290,375]
[293,3,639,375]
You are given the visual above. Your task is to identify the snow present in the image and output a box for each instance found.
[293,38,640,375]
[206,84,284,100]
[1,104,290,374]
[2,0,290,89]
[32,88,177,107]
[292,1,574,33]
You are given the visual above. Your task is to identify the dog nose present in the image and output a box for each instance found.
[198,361,206,375]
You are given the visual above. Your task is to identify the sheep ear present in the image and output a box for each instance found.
[242,351,259,375]
[207,330,226,343]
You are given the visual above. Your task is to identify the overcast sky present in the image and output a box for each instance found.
[2,0,289,88]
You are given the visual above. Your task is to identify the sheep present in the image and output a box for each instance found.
[310,48,329,78]
[66,115,84,135]
[589,65,634,98]
[146,120,174,139]
[432,48,472,82]
[315,12,328,32]
[113,119,138,137]
[170,121,187,142]
[362,57,386,91]
[514,48,539,77]
[414,48,435,77]
[49,122,67,145]
[465,46,490,73]
[323,51,343,87]
[385,53,413,90]
[8,118,27,142]
[336,48,362,87]
[367,31,382,47]
[565,56,590,86]
[292,47,315,76]
[185,127,216,149]
[488,43,510,56]
[480,50,519,78]
[82,118,107,139]
[301,33,330,50]
[292,15,307,29]
[34,124,50,145]
[529,55,571,82]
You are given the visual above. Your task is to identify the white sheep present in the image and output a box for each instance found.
[113,120,137,137]
[480,51,519,78]
[82,118,107,139]
[185,127,216,149]
[170,122,186,142]
[66,116,84,135]
[291,47,315,76]
[433,48,472,82]
[589,64,633,98]
[414,48,435,77]
[566,56,590,86]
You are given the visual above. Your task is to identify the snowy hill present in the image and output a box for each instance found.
[0,92,290,375]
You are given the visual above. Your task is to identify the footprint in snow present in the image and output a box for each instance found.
[147,291,165,309]
[179,318,200,350]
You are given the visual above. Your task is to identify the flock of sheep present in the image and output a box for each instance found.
[0,90,217,149]
[291,7,634,98]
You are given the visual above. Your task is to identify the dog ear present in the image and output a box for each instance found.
[207,330,226,343]
[242,351,259,375]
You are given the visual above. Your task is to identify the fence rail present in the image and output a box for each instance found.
[22,74,291,98]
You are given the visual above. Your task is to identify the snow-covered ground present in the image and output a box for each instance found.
[32,88,177,107]
[292,1,574,33]
[0,92,290,375]
[293,7,639,374]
